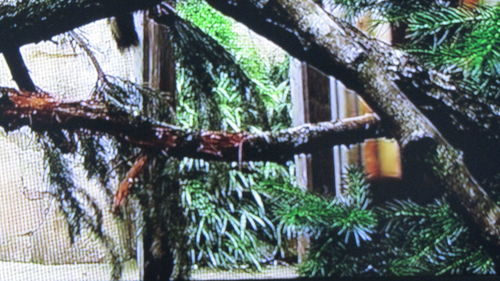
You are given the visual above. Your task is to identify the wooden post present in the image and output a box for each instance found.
[290,61,335,196]
[137,13,178,281]
[290,59,335,263]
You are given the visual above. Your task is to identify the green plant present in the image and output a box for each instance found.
[320,0,499,98]
[180,163,283,269]
[265,166,378,277]
[406,5,499,98]
[172,0,293,270]
[379,198,495,275]
[266,166,495,277]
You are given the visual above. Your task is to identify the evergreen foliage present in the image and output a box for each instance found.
[32,73,193,279]
[406,5,499,98]
[180,163,281,270]
[39,132,124,279]
[275,166,378,277]
[378,198,495,275]
[172,0,293,269]
[12,0,497,279]
[321,0,499,98]
[268,167,495,277]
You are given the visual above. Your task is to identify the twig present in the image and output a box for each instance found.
[20,177,54,201]
[69,31,106,80]
[113,154,149,213]
[18,197,56,236]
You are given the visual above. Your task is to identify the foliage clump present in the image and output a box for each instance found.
[172,0,295,270]
[321,0,499,98]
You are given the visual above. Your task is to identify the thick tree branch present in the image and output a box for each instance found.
[2,46,36,91]
[1,0,495,168]
[0,0,162,51]
[203,0,500,248]
[202,1,498,152]
[0,0,498,257]
[0,88,383,162]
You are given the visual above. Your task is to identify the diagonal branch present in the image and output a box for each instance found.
[0,0,495,169]
[2,46,36,91]
[0,88,383,163]
[203,0,500,250]
[0,0,162,52]
[1,0,497,257]
[113,154,149,212]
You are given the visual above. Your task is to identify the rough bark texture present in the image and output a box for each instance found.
[0,88,383,163]
[0,0,498,260]
[204,0,498,159]
[1,0,494,163]
[0,0,161,51]
[204,0,500,249]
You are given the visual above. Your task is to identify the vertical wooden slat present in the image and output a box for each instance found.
[138,14,178,281]
[291,59,312,192]
[290,60,335,263]
[330,79,344,195]
[307,66,335,196]
[291,60,335,195]
[290,59,310,263]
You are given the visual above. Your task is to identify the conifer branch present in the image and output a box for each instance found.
[204,0,500,250]
[0,88,383,163]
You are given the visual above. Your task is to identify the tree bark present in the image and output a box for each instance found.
[0,0,498,258]
[202,0,500,249]
[0,0,494,174]
[0,0,161,52]
[2,46,36,91]
[203,0,498,164]
[0,88,383,163]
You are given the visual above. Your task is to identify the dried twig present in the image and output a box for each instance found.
[113,154,149,213]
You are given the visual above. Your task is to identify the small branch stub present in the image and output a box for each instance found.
[113,154,149,212]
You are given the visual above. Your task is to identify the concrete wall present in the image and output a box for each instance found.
[0,18,142,264]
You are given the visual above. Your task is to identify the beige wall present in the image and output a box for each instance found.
[0,18,143,264]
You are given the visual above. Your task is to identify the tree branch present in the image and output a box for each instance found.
[2,46,36,91]
[0,88,383,163]
[0,0,162,52]
[203,0,500,248]
[113,154,149,212]
[0,0,497,257]
[0,0,494,172]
